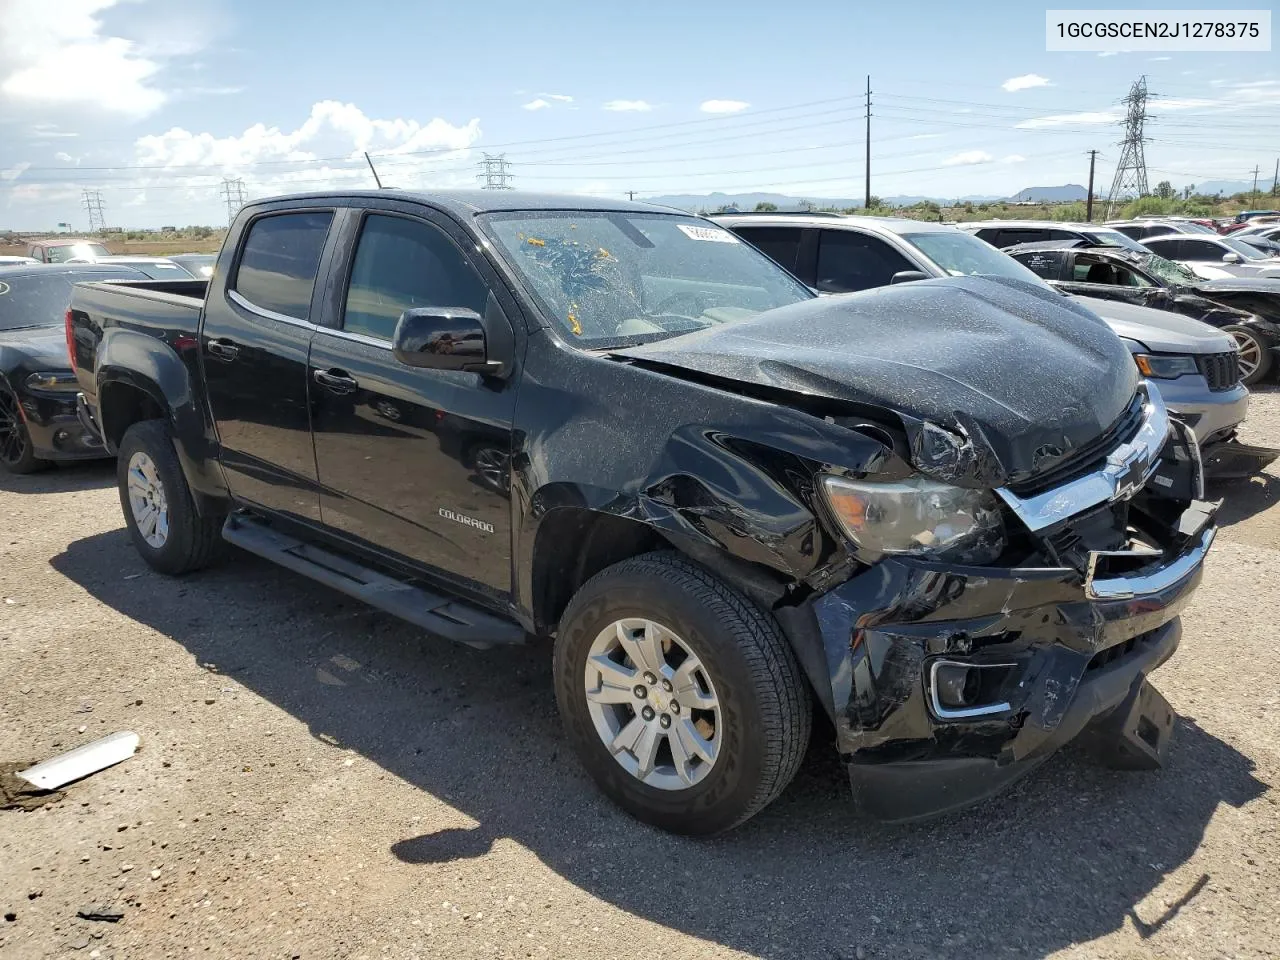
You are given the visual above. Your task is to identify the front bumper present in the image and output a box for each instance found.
[773,382,1216,822]
[20,387,107,462]
[1157,376,1246,445]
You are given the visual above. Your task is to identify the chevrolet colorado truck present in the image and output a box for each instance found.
[69,191,1217,834]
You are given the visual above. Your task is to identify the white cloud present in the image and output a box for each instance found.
[1001,74,1050,93]
[603,99,653,112]
[0,0,190,117]
[1016,110,1120,128]
[700,99,750,113]
[544,93,574,102]
[1000,154,1026,164]
[54,151,75,162]
[522,98,550,111]
[1149,56,1172,61]
[943,150,993,166]
[1097,50,1121,57]
[905,133,945,141]
[1,161,31,181]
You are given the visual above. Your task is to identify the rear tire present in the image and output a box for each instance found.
[0,382,51,475]
[1224,324,1273,385]
[554,552,812,835]
[117,419,224,575]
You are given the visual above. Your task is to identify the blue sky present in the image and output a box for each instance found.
[0,0,1277,227]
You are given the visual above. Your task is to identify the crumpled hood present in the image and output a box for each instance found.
[1071,295,1235,353]
[0,328,69,370]
[617,276,1139,488]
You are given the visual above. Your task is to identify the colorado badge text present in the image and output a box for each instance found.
[1046,10,1271,52]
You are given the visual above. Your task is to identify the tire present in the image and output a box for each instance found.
[0,382,51,475]
[116,419,224,575]
[1223,324,1273,386]
[554,552,812,835]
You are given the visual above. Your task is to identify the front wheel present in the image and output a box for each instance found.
[117,420,224,575]
[554,552,812,835]
[1223,324,1273,386]
[0,382,51,475]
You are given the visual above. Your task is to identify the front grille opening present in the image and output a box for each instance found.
[1197,351,1240,392]
[1087,630,1156,672]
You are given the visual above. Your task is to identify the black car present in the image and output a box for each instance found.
[69,190,1215,833]
[1007,240,1280,384]
[0,263,147,473]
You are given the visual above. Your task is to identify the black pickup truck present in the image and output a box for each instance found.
[69,191,1217,834]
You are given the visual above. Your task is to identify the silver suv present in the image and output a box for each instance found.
[712,213,1268,478]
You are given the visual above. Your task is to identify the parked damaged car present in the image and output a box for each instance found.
[70,192,1216,832]
[1007,240,1280,385]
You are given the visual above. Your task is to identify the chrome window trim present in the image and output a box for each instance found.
[996,382,1170,533]
[227,289,317,330]
[314,326,392,351]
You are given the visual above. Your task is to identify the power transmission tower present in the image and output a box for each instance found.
[1086,150,1098,222]
[219,178,247,225]
[1104,76,1152,218]
[864,75,872,210]
[476,154,513,190]
[81,190,106,233]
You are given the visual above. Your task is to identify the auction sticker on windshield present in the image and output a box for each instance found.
[677,224,739,243]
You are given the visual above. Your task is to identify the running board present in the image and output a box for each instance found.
[221,514,525,649]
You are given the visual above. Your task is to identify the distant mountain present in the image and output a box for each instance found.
[1004,184,1089,203]
[1187,178,1277,198]
[645,190,1030,211]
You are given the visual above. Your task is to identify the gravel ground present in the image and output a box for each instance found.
[3,392,1280,960]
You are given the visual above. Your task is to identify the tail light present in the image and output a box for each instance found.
[65,309,77,373]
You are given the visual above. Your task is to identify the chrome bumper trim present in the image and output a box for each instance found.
[1084,527,1216,601]
[997,383,1171,533]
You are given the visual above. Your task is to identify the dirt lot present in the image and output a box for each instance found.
[3,393,1280,960]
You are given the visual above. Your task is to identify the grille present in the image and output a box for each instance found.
[1086,630,1157,672]
[1008,391,1147,497]
[1196,351,1240,392]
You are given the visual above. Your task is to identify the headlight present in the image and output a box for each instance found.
[1134,354,1198,379]
[819,474,1005,564]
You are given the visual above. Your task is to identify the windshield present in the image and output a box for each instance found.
[1221,236,1270,260]
[1082,229,1150,252]
[1141,253,1199,285]
[173,255,215,278]
[481,212,812,347]
[126,261,191,280]
[0,271,125,330]
[45,242,109,263]
[903,231,1046,284]
[1179,221,1216,234]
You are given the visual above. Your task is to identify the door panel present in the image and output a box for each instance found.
[201,208,335,521]
[309,211,518,601]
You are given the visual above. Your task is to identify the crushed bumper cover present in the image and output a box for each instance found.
[1199,431,1280,480]
[779,514,1214,823]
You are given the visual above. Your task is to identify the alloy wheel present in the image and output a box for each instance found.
[583,617,721,790]
[0,386,29,466]
[126,451,170,548]
[1229,329,1262,382]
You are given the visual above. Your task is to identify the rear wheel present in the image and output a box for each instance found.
[117,420,224,575]
[554,552,811,835]
[0,382,50,475]
[1224,324,1273,385]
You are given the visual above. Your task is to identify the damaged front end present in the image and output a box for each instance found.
[777,382,1217,822]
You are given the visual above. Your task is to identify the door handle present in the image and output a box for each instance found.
[206,338,240,361]
[313,367,359,395]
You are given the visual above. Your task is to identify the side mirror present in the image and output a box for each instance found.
[1222,252,1242,264]
[890,270,930,284]
[392,307,508,377]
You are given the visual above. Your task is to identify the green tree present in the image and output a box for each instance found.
[753,201,778,212]
[1154,180,1175,200]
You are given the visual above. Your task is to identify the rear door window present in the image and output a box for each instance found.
[815,230,915,293]
[233,211,334,320]
[730,226,804,274]
[1012,250,1065,280]
[1177,239,1224,262]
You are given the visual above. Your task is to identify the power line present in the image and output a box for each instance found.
[1105,76,1152,218]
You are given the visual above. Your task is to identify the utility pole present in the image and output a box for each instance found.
[219,178,247,226]
[81,190,106,233]
[1251,164,1261,202]
[1086,150,1098,222]
[627,191,636,201]
[1272,158,1278,197]
[1104,76,1152,218]
[476,154,514,190]
[864,75,872,210]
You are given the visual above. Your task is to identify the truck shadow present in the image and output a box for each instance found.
[0,460,115,495]
[51,529,1267,960]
